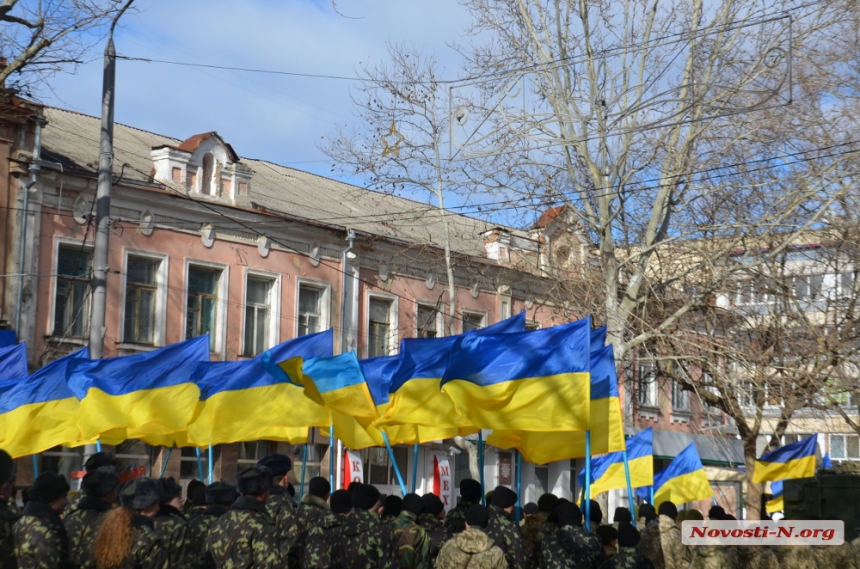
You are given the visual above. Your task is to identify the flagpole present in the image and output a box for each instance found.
[584,430,592,532]
[381,431,407,495]
[478,432,486,505]
[515,449,523,523]
[208,444,214,484]
[195,447,205,481]
[299,443,308,500]
[622,449,637,528]
[411,443,419,493]
[31,455,38,477]
[329,425,335,489]
[160,448,172,478]
[650,486,654,506]
[96,440,102,452]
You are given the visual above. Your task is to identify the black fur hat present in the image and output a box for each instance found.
[257,454,292,476]
[383,495,402,517]
[186,479,205,502]
[537,493,559,513]
[556,502,583,526]
[459,479,482,503]
[421,493,444,516]
[237,465,274,496]
[205,481,238,505]
[159,477,182,502]
[119,477,162,511]
[0,449,15,484]
[351,483,381,510]
[84,451,116,472]
[82,466,119,497]
[308,477,331,498]
[465,504,490,528]
[490,486,517,509]
[192,486,207,506]
[29,472,70,503]
[330,489,353,514]
[401,493,425,515]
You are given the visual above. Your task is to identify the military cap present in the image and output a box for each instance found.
[257,453,292,476]
[159,476,182,502]
[459,479,482,502]
[237,465,274,495]
[490,485,517,509]
[465,504,490,528]
[595,524,618,546]
[555,502,582,526]
[658,501,678,519]
[352,483,381,510]
[686,509,704,521]
[617,522,640,547]
[538,493,559,513]
[383,495,402,517]
[708,505,725,519]
[82,466,120,497]
[84,451,116,472]
[523,502,539,516]
[205,481,238,505]
[309,476,331,498]
[192,485,207,506]
[588,499,603,524]
[0,449,15,483]
[120,477,162,510]
[402,493,425,515]
[331,489,353,514]
[613,507,632,523]
[29,471,70,503]
[638,503,656,522]
[421,493,444,516]
[186,479,205,502]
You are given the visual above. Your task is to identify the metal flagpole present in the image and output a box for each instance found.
[478,432,486,505]
[96,440,102,452]
[622,450,637,528]
[31,456,38,477]
[381,432,407,495]
[195,447,205,481]
[299,444,308,500]
[411,444,419,493]
[585,431,592,532]
[650,486,655,506]
[515,450,523,523]
[329,425,335,489]
[208,445,214,484]
[160,448,172,478]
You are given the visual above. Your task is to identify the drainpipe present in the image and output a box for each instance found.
[15,116,45,342]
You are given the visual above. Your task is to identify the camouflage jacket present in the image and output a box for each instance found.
[0,497,19,569]
[185,504,208,523]
[521,513,548,558]
[12,501,73,569]
[600,547,655,569]
[688,545,735,569]
[67,492,84,515]
[64,495,112,569]
[444,502,477,536]
[324,508,398,569]
[189,505,229,569]
[119,514,170,569]
[638,516,688,569]
[206,496,281,569]
[434,528,507,569]
[539,524,606,569]
[154,504,196,569]
[266,486,298,560]
[417,513,450,562]
[391,512,430,569]
[288,494,341,569]
[812,542,859,569]
[733,547,778,569]
[483,507,530,569]
[772,545,817,569]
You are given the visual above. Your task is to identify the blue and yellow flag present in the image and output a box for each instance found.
[766,480,784,514]
[0,348,91,457]
[637,443,712,506]
[577,427,653,498]
[441,318,591,432]
[0,342,27,381]
[68,336,210,440]
[753,436,817,483]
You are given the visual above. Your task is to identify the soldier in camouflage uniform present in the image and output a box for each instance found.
[68,451,116,515]
[538,502,606,569]
[206,465,281,569]
[734,546,778,569]
[287,477,341,569]
[390,494,430,569]
[189,481,237,569]
[483,486,530,569]
[154,477,196,569]
[12,471,74,569]
[418,494,450,563]
[257,454,297,560]
[381,496,402,526]
[772,545,816,569]
[522,494,558,563]
[435,505,507,569]
[602,523,655,569]
[64,466,119,569]
[444,480,482,535]
[184,481,207,522]
[324,483,398,569]
[0,449,19,569]
[638,502,688,569]
[813,517,859,569]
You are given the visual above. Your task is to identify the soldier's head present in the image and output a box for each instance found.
[29,471,70,514]
[257,454,292,488]
[490,485,518,515]
[119,477,162,517]
[588,499,603,525]
[617,522,640,548]
[382,495,401,518]
[187,479,205,505]
[82,466,120,505]
[422,493,445,521]
[537,493,559,514]
[686,509,704,521]
[205,481,238,507]
[658,501,678,520]
[613,507,632,524]
[595,524,618,554]
[192,485,207,507]
[331,490,353,516]
[638,503,656,523]
[352,483,382,513]
[402,493,424,516]
[555,502,583,527]
[708,505,725,520]
[159,476,183,510]
[459,479,482,504]
[84,451,116,473]
[309,477,331,501]
[523,503,539,518]
[238,465,274,504]
[464,504,489,530]
[0,449,15,500]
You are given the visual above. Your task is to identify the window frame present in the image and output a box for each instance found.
[671,379,691,412]
[120,249,169,348]
[295,278,331,338]
[242,268,281,357]
[184,260,229,357]
[637,363,659,408]
[461,310,487,334]
[366,292,398,358]
[49,237,94,341]
[415,302,443,338]
[830,434,860,461]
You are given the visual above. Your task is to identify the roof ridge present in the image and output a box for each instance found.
[45,105,181,144]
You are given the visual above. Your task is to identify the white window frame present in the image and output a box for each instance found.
[242,268,281,356]
[671,379,691,412]
[48,237,94,343]
[461,310,487,333]
[365,292,398,357]
[415,302,443,338]
[637,363,659,408]
[295,278,331,338]
[120,249,169,348]
[830,433,860,461]
[183,259,229,358]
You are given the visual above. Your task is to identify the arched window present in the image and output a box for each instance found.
[201,153,214,195]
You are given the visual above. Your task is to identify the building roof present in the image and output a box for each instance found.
[40,107,501,257]
[532,205,565,229]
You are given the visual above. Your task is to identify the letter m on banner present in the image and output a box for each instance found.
[433,453,453,509]
[344,449,364,489]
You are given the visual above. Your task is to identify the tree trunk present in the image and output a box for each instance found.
[744,438,763,521]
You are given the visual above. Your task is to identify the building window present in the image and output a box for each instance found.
[291,445,325,494]
[794,274,824,302]
[830,434,860,460]
[124,257,159,344]
[237,442,275,477]
[40,446,84,482]
[534,465,549,497]
[525,319,541,331]
[171,167,182,183]
[368,298,394,357]
[180,446,219,480]
[186,169,197,190]
[417,304,440,338]
[115,440,153,476]
[54,246,92,337]
[201,153,215,195]
[462,312,486,333]
[186,267,219,351]
[637,363,659,408]
[363,447,408,487]
[238,182,249,196]
[671,380,691,411]
[244,277,273,356]
[298,284,325,337]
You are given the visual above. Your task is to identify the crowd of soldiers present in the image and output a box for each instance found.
[0,446,858,569]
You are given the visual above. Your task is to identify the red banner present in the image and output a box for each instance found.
[119,465,147,483]
[433,453,452,508]
[343,450,364,489]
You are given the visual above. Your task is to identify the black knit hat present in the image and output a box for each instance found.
[119,477,162,511]
[186,479,205,502]
[613,507,632,524]
[490,486,517,509]
[523,503,539,515]
[84,451,116,472]
[352,483,381,510]
[29,472,70,503]
[205,481,238,505]
[708,505,725,520]
[537,493,559,513]
[588,499,603,524]
[257,454,292,476]
[330,489,353,514]
[308,477,331,498]
[459,479,482,502]
[402,493,424,515]
[383,495,402,517]
[422,493,444,516]
[159,477,182,502]
[237,465,274,496]
[82,466,119,497]
[555,502,583,526]
[0,450,15,484]
[595,524,618,546]
[192,486,207,506]
[617,522,640,547]
[465,504,490,528]
[658,501,678,520]
[639,503,656,522]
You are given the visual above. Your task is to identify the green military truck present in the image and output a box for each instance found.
[783,463,860,540]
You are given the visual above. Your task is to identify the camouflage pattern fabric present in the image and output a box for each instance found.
[324,508,399,569]
[0,496,19,569]
[188,505,229,569]
[288,494,341,569]
[538,524,606,569]
[772,545,817,569]
[266,485,298,561]
[600,546,656,569]
[812,542,859,569]
[154,504,197,569]
[12,501,73,569]
[184,504,208,523]
[688,545,736,569]
[483,506,530,569]
[124,514,170,569]
[521,512,548,558]
[638,516,688,569]
[417,513,450,562]
[391,511,430,569]
[206,496,281,569]
[64,495,112,569]
[733,547,778,569]
[444,502,477,536]
[434,527,508,569]
[66,492,84,515]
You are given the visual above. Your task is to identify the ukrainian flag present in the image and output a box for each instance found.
[637,443,713,506]
[765,480,784,514]
[0,348,92,457]
[753,436,817,483]
[374,313,525,434]
[577,427,654,498]
[68,336,210,441]
[0,342,27,381]
[441,318,591,432]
